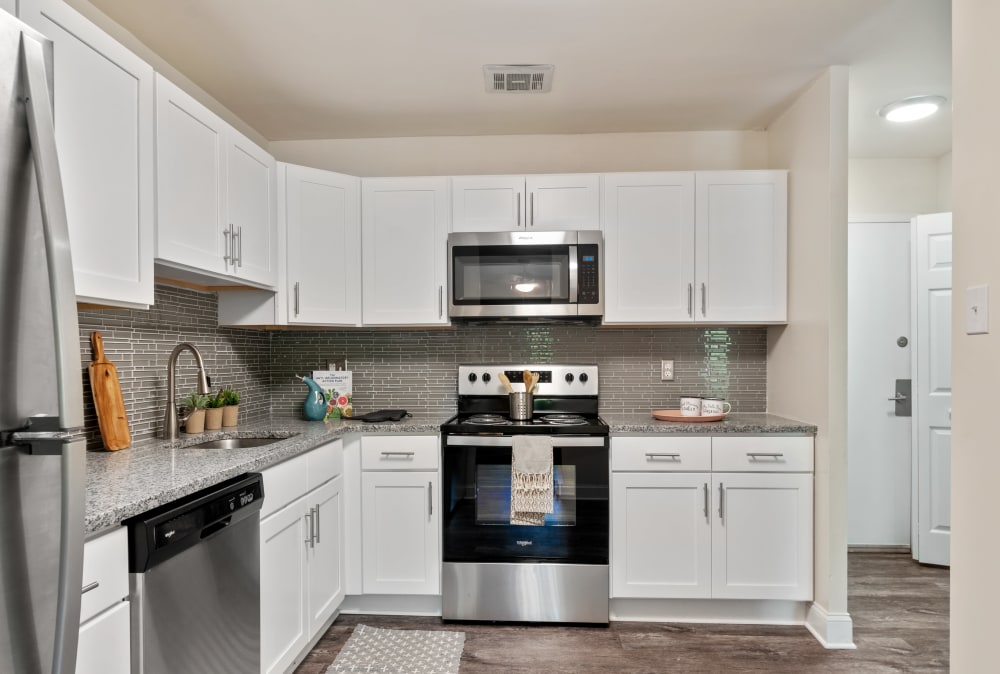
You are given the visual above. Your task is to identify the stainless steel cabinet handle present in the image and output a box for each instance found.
[517,192,521,226]
[747,452,784,459]
[530,192,534,226]
[439,286,444,319]
[687,283,693,317]
[81,581,99,595]
[429,481,433,516]
[313,504,321,544]
[703,483,709,523]
[237,225,243,268]
[718,482,725,523]
[223,225,233,268]
[294,282,300,316]
[304,508,314,548]
[381,451,415,458]
[701,283,707,317]
[888,394,908,401]
[645,453,681,460]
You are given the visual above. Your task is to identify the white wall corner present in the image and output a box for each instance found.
[805,602,855,649]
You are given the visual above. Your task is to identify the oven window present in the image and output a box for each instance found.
[442,444,608,565]
[452,245,570,304]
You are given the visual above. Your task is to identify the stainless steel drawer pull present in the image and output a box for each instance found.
[381,451,415,458]
[645,453,681,460]
[703,483,709,522]
[313,504,320,544]
[304,509,314,548]
[81,581,99,595]
[428,481,434,516]
[747,452,785,459]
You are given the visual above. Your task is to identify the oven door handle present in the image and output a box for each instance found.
[445,435,605,447]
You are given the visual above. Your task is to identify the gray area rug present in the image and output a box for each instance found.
[327,624,466,674]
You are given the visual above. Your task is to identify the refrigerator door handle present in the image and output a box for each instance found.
[20,33,84,431]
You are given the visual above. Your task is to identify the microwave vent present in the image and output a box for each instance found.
[484,65,554,93]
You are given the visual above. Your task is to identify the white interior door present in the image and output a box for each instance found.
[847,221,912,546]
[913,213,952,566]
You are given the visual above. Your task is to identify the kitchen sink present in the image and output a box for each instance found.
[189,437,291,450]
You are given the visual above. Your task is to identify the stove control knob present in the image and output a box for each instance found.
[468,373,477,383]
[579,373,589,383]
[565,373,574,383]
[482,373,492,384]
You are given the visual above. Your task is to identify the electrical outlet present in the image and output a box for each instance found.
[660,360,675,381]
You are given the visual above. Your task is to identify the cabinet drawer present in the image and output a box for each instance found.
[81,527,128,624]
[612,436,711,472]
[77,600,130,674]
[711,436,813,472]
[307,439,344,491]
[260,450,309,518]
[362,435,439,471]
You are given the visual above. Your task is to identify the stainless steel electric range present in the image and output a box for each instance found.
[439,364,609,624]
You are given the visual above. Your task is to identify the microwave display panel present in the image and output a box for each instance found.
[453,245,570,304]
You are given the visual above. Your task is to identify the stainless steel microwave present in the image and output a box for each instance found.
[448,231,603,320]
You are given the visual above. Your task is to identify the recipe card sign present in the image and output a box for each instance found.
[311,370,353,419]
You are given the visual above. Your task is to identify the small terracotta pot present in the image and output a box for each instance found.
[205,407,224,431]
[222,405,239,427]
[185,409,206,434]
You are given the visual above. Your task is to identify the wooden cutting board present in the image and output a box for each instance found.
[88,331,130,450]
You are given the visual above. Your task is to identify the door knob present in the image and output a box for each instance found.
[888,394,908,402]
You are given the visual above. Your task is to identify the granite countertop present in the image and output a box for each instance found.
[603,412,817,435]
[85,414,449,535]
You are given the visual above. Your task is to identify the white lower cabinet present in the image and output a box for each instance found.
[260,441,344,674]
[76,601,130,674]
[611,436,813,602]
[77,527,129,674]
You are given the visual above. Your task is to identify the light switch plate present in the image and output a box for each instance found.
[966,285,989,335]
[660,360,674,381]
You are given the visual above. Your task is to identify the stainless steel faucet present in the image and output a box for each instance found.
[162,342,211,439]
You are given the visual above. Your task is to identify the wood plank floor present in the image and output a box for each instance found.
[294,552,949,673]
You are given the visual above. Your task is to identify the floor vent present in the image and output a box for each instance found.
[483,65,554,93]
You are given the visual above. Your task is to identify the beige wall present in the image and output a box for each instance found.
[951,1,998,669]
[848,157,949,217]
[270,130,768,176]
[766,68,850,623]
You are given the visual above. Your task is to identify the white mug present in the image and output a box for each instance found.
[701,398,732,415]
[679,396,702,416]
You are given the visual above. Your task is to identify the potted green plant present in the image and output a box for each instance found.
[221,386,240,427]
[183,392,208,434]
[205,390,226,431]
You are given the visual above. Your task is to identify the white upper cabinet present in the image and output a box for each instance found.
[21,0,154,307]
[603,172,695,323]
[603,170,787,324]
[451,174,600,232]
[154,74,276,287]
[695,171,787,323]
[362,177,450,325]
[285,165,361,325]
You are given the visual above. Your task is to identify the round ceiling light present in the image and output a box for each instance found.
[878,95,947,123]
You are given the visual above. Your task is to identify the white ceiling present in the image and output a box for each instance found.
[83,0,951,158]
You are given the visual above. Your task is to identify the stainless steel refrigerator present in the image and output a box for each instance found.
[0,10,86,674]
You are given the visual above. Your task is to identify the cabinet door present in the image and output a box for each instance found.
[285,165,360,325]
[76,600,130,674]
[362,178,449,325]
[21,0,154,307]
[260,498,309,674]
[526,174,601,230]
[451,175,525,231]
[306,476,345,635]
[603,173,695,323]
[154,74,228,275]
[612,473,711,599]
[362,471,440,595]
[227,130,276,286]
[711,473,812,600]
[695,171,787,323]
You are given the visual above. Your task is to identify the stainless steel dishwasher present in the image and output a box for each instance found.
[126,473,264,674]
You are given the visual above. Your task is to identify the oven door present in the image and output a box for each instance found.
[448,231,602,318]
[442,434,608,565]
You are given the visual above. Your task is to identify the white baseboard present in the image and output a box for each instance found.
[804,603,856,649]
[339,594,442,616]
[611,598,808,625]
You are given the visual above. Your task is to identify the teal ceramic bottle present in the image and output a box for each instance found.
[299,376,327,421]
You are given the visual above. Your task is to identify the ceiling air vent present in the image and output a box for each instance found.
[483,65,554,93]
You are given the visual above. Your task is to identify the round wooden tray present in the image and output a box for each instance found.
[652,409,728,422]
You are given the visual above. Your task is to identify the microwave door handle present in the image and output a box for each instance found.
[568,245,578,304]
